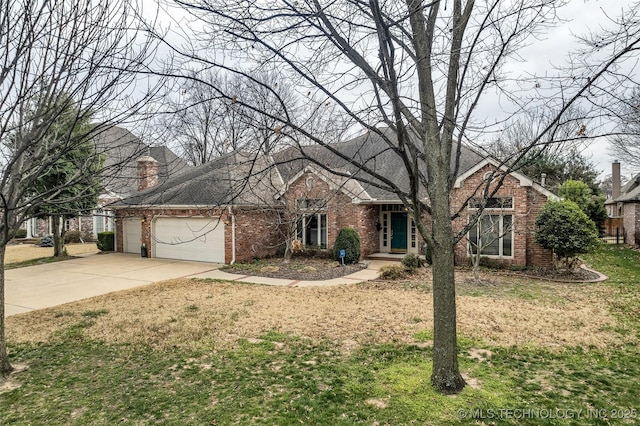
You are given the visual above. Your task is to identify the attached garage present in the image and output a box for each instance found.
[153,217,225,263]
[122,217,142,254]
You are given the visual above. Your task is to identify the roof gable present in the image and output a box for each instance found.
[284,164,374,202]
[454,158,558,200]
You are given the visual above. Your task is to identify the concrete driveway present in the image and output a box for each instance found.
[4,253,222,317]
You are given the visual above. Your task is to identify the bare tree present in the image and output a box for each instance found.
[160,71,250,164]
[610,87,640,171]
[0,0,163,383]
[158,70,302,164]
[485,106,601,192]
[159,0,640,393]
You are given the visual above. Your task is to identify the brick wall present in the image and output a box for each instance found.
[623,202,640,247]
[284,171,380,259]
[137,156,159,191]
[231,208,284,261]
[450,164,553,268]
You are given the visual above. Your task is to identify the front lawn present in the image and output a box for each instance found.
[1,245,638,425]
[4,243,99,268]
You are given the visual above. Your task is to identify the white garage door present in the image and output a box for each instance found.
[122,217,142,254]
[153,217,225,263]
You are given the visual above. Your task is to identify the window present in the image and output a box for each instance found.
[296,198,327,249]
[470,196,513,209]
[381,204,405,212]
[411,219,416,248]
[94,209,105,233]
[469,214,513,257]
[296,199,326,210]
[382,213,388,248]
[297,214,327,248]
[93,208,113,234]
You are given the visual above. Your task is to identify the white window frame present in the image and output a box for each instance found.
[295,198,328,249]
[468,197,514,259]
[93,208,114,235]
[296,213,327,249]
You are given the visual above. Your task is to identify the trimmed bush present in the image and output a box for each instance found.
[39,235,54,247]
[535,200,599,268]
[64,230,83,244]
[96,231,115,252]
[379,264,408,280]
[402,253,423,272]
[333,227,361,264]
[15,229,27,238]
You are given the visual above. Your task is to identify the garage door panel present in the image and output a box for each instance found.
[123,217,142,254]
[153,217,225,263]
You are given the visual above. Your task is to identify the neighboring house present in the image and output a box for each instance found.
[110,128,556,266]
[605,161,640,246]
[23,126,190,239]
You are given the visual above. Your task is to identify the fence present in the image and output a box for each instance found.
[602,217,625,244]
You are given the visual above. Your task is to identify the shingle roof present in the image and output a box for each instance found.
[113,151,284,208]
[93,126,191,198]
[274,127,485,201]
[114,127,491,208]
[612,173,640,203]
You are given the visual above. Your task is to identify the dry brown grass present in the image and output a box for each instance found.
[7,267,629,353]
[5,243,98,264]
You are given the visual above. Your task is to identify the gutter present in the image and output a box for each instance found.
[107,203,284,210]
[228,205,236,265]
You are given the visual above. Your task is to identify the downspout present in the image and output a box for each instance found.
[228,205,236,265]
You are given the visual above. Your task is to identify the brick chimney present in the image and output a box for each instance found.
[612,160,621,200]
[137,156,159,191]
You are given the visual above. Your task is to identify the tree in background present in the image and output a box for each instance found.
[558,180,608,235]
[610,87,640,171]
[535,200,599,270]
[28,95,103,257]
[160,71,298,164]
[486,108,601,193]
[0,0,162,384]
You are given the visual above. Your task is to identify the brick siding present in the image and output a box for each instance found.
[284,171,380,259]
[450,164,553,268]
[623,202,640,247]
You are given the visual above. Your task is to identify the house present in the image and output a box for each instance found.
[605,161,640,246]
[110,128,556,267]
[23,126,191,239]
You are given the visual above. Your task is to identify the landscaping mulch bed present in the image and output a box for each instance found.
[494,265,603,283]
[221,257,367,280]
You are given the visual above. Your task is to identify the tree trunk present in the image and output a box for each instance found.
[0,245,14,383]
[430,183,465,394]
[52,215,65,257]
[283,239,292,264]
[472,251,481,284]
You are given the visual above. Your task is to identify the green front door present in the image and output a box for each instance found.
[390,212,407,252]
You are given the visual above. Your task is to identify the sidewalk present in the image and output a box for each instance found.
[189,259,398,287]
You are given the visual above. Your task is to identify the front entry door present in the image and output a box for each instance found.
[390,212,407,252]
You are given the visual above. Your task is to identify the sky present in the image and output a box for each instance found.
[154,0,638,179]
[514,0,638,178]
